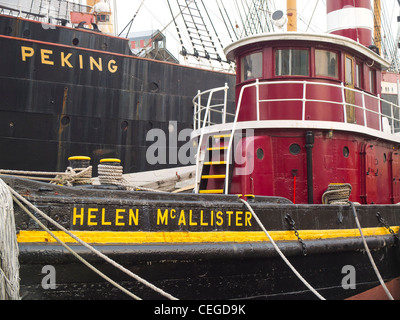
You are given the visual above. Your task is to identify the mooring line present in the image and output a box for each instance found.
[349,202,394,300]
[239,198,326,300]
[9,186,178,301]
[11,194,142,300]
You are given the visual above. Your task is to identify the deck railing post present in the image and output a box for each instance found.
[341,82,348,123]
[256,79,260,121]
[223,83,228,124]
[362,93,367,127]
[302,81,307,121]
[378,94,382,132]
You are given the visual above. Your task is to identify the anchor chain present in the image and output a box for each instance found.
[376,212,400,241]
[285,213,308,256]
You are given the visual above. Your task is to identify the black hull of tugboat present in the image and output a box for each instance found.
[0,15,235,174]
[18,236,400,300]
[3,176,400,300]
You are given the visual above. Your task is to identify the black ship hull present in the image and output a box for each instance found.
[3,175,399,300]
[0,14,235,174]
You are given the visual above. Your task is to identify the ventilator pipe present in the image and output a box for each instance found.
[305,131,314,204]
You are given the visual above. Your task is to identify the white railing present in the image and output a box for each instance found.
[194,79,400,134]
[193,79,400,194]
[193,83,233,131]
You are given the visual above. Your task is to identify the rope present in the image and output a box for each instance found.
[98,164,125,186]
[97,165,167,193]
[322,183,352,205]
[0,179,20,300]
[349,202,394,300]
[12,195,141,300]
[51,166,93,186]
[9,186,178,301]
[0,167,93,186]
[239,198,326,300]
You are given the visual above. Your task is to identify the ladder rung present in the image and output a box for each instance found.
[207,147,228,151]
[202,175,226,179]
[199,189,224,194]
[204,161,227,165]
[214,134,231,138]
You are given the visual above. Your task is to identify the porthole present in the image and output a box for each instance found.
[343,146,350,158]
[121,121,128,131]
[149,82,159,93]
[256,148,264,160]
[22,29,31,38]
[72,38,79,46]
[289,143,301,155]
[61,116,70,126]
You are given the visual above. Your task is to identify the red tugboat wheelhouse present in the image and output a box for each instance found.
[193,0,399,206]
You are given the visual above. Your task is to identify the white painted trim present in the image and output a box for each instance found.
[191,120,400,145]
[224,32,390,69]
[327,7,374,33]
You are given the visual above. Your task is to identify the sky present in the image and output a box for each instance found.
[113,0,400,65]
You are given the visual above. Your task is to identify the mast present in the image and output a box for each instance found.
[287,0,297,31]
[374,0,382,54]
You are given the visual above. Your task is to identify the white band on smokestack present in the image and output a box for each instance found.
[327,7,374,33]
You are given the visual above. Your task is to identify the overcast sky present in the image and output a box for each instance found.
[114,0,399,64]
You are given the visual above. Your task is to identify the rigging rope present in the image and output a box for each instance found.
[9,186,178,301]
[12,194,141,300]
[349,202,394,300]
[239,198,326,300]
[0,179,20,300]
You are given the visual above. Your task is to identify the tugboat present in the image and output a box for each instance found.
[1,0,400,301]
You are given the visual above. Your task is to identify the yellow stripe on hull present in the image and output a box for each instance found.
[17,227,399,244]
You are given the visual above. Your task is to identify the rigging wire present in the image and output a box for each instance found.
[216,0,236,42]
[200,0,224,62]
[219,0,239,41]
[118,0,146,37]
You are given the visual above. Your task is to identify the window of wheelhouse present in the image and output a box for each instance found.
[369,69,376,94]
[345,56,354,86]
[240,52,263,82]
[275,49,309,76]
[355,62,363,89]
[315,50,338,79]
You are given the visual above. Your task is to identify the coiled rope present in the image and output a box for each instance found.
[322,183,352,205]
[9,186,178,301]
[0,179,20,300]
[239,198,326,300]
[98,164,126,187]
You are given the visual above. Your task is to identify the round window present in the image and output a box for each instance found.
[289,144,301,155]
[343,147,350,158]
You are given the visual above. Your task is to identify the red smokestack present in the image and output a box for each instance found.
[327,0,373,46]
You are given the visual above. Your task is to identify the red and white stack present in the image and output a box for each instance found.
[327,0,374,46]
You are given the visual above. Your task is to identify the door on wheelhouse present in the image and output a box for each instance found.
[345,55,356,123]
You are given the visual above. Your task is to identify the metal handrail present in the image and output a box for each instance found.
[194,80,400,134]
[194,79,400,194]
